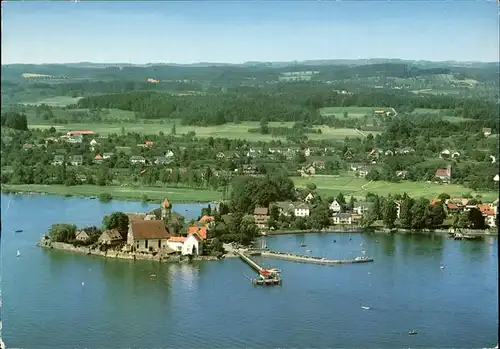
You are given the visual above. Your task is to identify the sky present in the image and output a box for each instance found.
[1,1,499,64]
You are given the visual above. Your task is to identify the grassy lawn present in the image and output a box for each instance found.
[29,121,369,140]
[292,175,498,201]
[25,96,83,107]
[1,184,222,203]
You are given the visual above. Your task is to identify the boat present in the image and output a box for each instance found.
[300,242,306,247]
[361,306,370,310]
[15,229,23,233]
[440,265,445,270]
[306,249,312,253]
[408,330,418,336]
[16,250,20,257]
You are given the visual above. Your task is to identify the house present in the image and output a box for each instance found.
[344,149,353,159]
[166,236,186,252]
[485,213,496,228]
[127,220,171,252]
[22,143,34,151]
[329,200,342,213]
[332,213,352,225]
[130,155,146,165]
[216,152,226,160]
[199,215,214,225]
[483,127,492,137]
[304,148,312,157]
[69,155,83,166]
[94,154,103,164]
[446,203,460,214]
[154,156,170,165]
[430,198,441,206]
[274,202,295,217]
[67,134,83,144]
[98,229,123,245]
[313,161,326,170]
[253,207,269,229]
[75,230,90,242]
[358,167,369,178]
[304,193,315,203]
[294,203,311,217]
[52,155,65,165]
[435,165,451,183]
[181,233,203,256]
[396,170,408,179]
[102,152,114,159]
[165,150,175,159]
[300,165,316,177]
[242,165,257,175]
[384,150,394,156]
[353,202,373,215]
[89,139,98,151]
[187,226,208,240]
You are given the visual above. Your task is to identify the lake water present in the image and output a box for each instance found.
[1,194,498,348]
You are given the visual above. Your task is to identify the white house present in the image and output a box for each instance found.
[181,233,203,256]
[329,200,342,213]
[332,213,352,225]
[486,214,496,228]
[304,148,311,157]
[89,139,98,151]
[167,236,186,252]
[294,203,310,217]
[305,193,315,203]
[395,201,401,218]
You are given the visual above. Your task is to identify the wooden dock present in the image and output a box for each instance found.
[260,251,374,265]
[237,251,282,286]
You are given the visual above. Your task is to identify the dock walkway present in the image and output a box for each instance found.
[237,250,282,286]
[261,251,374,265]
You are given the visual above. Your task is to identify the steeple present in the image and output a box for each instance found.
[161,199,171,220]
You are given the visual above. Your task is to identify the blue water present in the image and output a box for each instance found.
[1,194,498,348]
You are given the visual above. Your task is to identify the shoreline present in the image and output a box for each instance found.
[1,185,220,204]
[266,227,498,237]
[37,239,221,263]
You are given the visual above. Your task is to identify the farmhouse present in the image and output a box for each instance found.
[332,213,352,225]
[253,207,269,229]
[75,230,90,242]
[329,200,342,213]
[435,165,451,183]
[98,229,123,245]
[294,203,311,217]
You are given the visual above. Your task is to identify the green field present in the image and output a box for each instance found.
[292,175,498,202]
[1,184,222,203]
[29,121,372,141]
[25,96,83,107]
[319,106,389,118]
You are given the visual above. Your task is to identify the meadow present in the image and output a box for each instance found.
[1,184,222,203]
[292,174,498,202]
[29,120,375,141]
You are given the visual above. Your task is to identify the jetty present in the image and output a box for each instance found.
[260,250,374,265]
[237,250,282,286]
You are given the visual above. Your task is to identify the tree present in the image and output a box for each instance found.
[467,208,486,229]
[102,212,129,238]
[382,200,398,228]
[399,196,415,229]
[336,192,346,206]
[306,183,317,191]
[48,223,77,243]
[308,203,331,230]
[426,204,446,228]
[171,122,177,135]
[410,198,430,229]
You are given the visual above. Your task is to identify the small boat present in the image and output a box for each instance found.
[375,240,379,243]
[361,306,370,310]
[15,229,23,233]
[306,249,312,253]
[408,330,418,336]
[89,196,97,200]
[16,250,20,257]
[300,242,306,247]
[440,265,445,270]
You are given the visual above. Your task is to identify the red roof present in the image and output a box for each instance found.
[95,155,103,160]
[187,226,207,240]
[436,169,449,177]
[260,270,271,276]
[168,236,186,243]
[162,199,170,209]
[447,203,459,210]
[430,198,441,206]
[67,131,94,135]
[145,141,154,146]
[199,215,214,224]
[131,220,170,240]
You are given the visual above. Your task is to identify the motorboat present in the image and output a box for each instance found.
[300,242,306,247]
[15,229,23,233]
[361,306,370,310]
[16,250,20,257]
[408,330,418,336]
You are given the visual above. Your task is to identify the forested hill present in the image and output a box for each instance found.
[75,89,498,127]
[2,61,498,83]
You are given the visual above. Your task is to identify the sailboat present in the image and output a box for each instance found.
[300,241,306,247]
[16,250,20,257]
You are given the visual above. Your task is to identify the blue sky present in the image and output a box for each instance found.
[1,1,498,64]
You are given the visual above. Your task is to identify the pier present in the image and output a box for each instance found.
[237,251,282,286]
[260,250,374,265]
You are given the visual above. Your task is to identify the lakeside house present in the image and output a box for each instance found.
[181,233,203,256]
[98,229,123,245]
[294,203,311,217]
[329,200,342,213]
[435,165,452,183]
[332,213,352,225]
[253,207,269,229]
[75,230,91,242]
